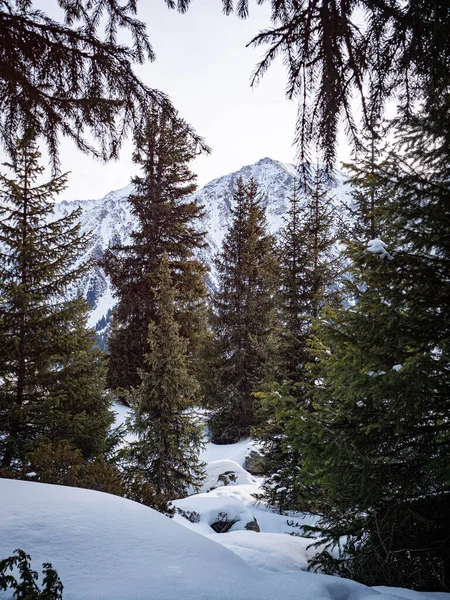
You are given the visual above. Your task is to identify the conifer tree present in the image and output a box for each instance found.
[344,125,388,242]
[0,0,208,170]
[0,137,113,470]
[103,108,208,392]
[255,170,341,510]
[178,1,450,172]
[290,126,450,590]
[275,182,310,381]
[125,257,204,510]
[277,170,341,370]
[208,177,278,443]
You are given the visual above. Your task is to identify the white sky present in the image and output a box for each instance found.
[7,0,353,201]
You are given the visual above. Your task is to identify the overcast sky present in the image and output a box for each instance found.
[19,1,352,201]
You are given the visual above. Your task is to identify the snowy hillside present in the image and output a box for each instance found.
[1,470,446,599]
[2,406,447,600]
[54,158,351,328]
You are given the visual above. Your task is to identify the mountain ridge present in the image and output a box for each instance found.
[54,158,351,331]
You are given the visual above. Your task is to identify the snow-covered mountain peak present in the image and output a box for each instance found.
[54,158,351,330]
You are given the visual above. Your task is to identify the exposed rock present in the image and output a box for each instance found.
[217,471,238,486]
[244,518,260,532]
[210,512,238,534]
[244,450,265,475]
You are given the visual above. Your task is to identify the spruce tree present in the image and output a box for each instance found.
[125,257,204,510]
[255,170,341,510]
[344,125,389,242]
[275,182,310,381]
[206,1,450,172]
[208,177,278,443]
[0,137,113,470]
[103,108,208,392]
[290,126,450,590]
[277,169,341,362]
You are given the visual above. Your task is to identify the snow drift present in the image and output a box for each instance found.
[0,478,444,600]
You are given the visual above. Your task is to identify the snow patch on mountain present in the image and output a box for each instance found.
[55,158,352,328]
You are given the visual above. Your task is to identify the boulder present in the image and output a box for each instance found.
[244,518,260,532]
[217,471,238,486]
[211,512,239,533]
[244,450,265,475]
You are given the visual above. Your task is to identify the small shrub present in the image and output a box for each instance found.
[175,508,200,523]
[0,549,63,599]
[26,440,124,496]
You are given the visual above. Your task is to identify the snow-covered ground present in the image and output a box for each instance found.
[1,404,448,600]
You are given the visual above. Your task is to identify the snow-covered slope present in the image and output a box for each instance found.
[1,409,447,600]
[55,158,351,328]
[0,477,441,600]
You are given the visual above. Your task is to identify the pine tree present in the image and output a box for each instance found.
[289,127,450,590]
[0,137,113,469]
[208,177,278,443]
[255,170,341,510]
[103,108,208,392]
[125,257,204,510]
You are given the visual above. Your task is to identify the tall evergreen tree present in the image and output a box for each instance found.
[208,177,278,443]
[289,125,450,590]
[275,181,310,381]
[255,170,341,510]
[103,108,208,392]
[0,137,113,469]
[125,257,204,510]
[344,125,389,243]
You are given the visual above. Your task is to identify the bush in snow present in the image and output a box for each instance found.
[0,549,63,599]
[24,440,123,496]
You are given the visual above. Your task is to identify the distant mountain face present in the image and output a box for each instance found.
[54,158,351,331]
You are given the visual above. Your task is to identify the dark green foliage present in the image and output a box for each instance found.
[0,138,113,469]
[172,1,450,171]
[274,182,310,381]
[0,1,208,170]
[255,171,341,510]
[343,128,389,243]
[253,381,304,513]
[277,172,341,378]
[103,108,208,392]
[22,440,124,496]
[0,549,63,600]
[125,258,205,511]
[208,177,278,443]
[290,123,450,590]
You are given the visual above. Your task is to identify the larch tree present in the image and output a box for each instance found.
[102,108,208,393]
[125,256,204,511]
[0,0,209,170]
[0,137,113,470]
[208,177,278,444]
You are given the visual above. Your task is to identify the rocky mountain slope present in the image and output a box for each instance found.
[54,157,351,331]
